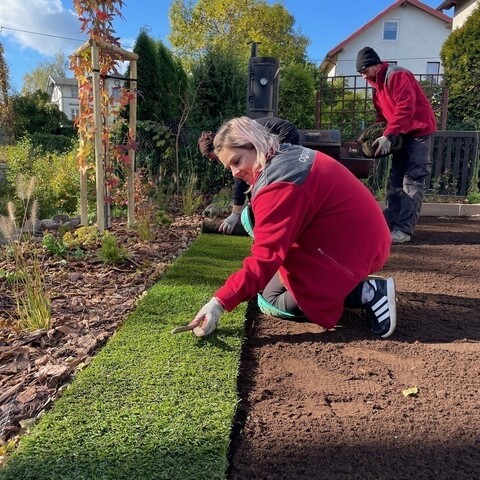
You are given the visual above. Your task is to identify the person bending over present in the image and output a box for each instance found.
[356,46,436,244]
[198,117,299,234]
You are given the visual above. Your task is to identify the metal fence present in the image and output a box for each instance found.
[315,74,448,142]
[366,131,480,198]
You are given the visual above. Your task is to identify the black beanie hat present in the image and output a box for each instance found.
[356,47,381,72]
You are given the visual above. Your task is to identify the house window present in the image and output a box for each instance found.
[426,62,440,84]
[383,20,399,41]
[70,87,78,98]
[426,62,440,75]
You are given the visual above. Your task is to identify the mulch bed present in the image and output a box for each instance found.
[0,213,202,451]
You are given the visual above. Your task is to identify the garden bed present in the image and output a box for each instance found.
[229,216,480,479]
[0,212,202,452]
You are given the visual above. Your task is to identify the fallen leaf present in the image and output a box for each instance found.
[17,386,37,404]
[402,386,419,397]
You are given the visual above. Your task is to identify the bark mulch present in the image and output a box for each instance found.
[0,213,202,455]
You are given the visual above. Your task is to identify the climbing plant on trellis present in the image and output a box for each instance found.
[70,0,138,231]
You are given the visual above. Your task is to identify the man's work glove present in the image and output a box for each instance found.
[192,297,224,337]
[218,212,241,234]
[372,135,392,157]
[198,131,218,161]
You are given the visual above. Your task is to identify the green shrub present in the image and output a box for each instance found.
[62,225,99,248]
[30,133,75,154]
[2,137,80,218]
[42,233,69,257]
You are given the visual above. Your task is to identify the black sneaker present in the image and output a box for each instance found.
[363,277,397,338]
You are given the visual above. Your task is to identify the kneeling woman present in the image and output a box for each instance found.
[189,116,396,339]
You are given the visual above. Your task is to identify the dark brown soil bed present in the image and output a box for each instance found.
[229,216,480,480]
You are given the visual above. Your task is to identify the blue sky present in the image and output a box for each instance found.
[0,0,451,92]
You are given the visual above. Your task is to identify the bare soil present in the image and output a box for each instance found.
[229,216,480,480]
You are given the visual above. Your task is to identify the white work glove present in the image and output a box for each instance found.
[218,212,241,235]
[192,297,224,337]
[372,135,392,157]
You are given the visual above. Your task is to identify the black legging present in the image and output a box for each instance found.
[262,272,365,318]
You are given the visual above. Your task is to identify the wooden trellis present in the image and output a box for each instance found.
[73,38,138,231]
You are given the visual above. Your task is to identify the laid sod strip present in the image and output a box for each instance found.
[1,234,252,480]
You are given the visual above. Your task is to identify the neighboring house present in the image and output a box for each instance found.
[319,0,452,77]
[46,76,80,121]
[437,0,479,28]
[46,75,125,122]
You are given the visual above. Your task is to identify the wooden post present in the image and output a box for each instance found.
[91,41,105,232]
[77,57,88,226]
[104,82,111,229]
[73,38,138,230]
[127,60,137,227]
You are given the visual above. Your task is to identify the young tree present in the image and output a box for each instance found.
[21,52,69,94]
[441,5,480,129]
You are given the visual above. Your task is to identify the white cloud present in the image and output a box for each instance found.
[0,0,85,56]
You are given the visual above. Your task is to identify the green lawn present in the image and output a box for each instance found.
[0,234,252,480]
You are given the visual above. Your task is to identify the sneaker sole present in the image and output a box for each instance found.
[392,234,411,244]
[381,277,397,338]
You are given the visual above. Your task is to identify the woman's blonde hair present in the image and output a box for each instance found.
[213,116,280,172]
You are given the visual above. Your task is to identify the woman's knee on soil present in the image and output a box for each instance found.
[262,273,305,318]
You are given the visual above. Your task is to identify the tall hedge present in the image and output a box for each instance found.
[441,5,480,129]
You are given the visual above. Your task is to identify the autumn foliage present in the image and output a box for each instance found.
[69,0,135,188]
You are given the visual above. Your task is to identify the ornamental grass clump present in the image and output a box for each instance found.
[181,173,203,215]
[0,175,51,331]
[98,231,129,264]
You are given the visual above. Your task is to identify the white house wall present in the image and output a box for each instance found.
[47,77,124,121]
[452,0,479,28]
[332,3,451,77]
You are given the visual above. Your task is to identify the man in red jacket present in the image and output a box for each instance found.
[186,117,397,340]
[356,47,437,243]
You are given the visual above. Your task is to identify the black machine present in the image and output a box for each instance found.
[246,46,373,179]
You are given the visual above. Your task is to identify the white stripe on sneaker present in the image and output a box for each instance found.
[371,298,389,323]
